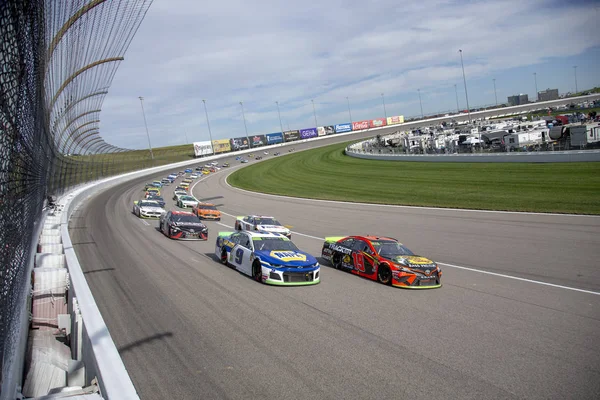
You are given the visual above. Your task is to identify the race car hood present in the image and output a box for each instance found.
[392,255,436,269]
[255,249,317,268]
[256,225,289,234]
[140,206,164,213]
[172,221,206,231]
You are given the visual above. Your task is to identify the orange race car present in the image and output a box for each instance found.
[192,202,221,220]
[321,235,441,289]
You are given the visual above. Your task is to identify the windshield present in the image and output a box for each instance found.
[147,196,163,201]
[372,241,415,259]
[180,196,196,201]
[139,201,159,208]
[198,205,217,210]
[253,238,299,251]
[172,215,200,223]
[255,218,281,226]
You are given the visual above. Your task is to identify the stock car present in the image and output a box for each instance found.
[321,235,442,289]
[192,203,221,220]
[145,187,160,198]
[146,194,166,208]
[184,168,193,173]
[235,215,291,238]
[159,210,208,240]
[177,195,199,209]
[215,231,320,285]
[132,200,166,219]
[240,159,249,163]
[222,162,230,168]
[173,189,188,201]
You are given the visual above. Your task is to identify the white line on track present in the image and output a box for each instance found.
[217,211,600,295]
[139,219,150,226]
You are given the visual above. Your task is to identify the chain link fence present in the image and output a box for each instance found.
[0,0,153,393]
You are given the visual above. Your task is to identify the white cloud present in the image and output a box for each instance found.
[99,0,600,148]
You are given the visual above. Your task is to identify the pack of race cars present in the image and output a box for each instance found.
[133,164,442,289]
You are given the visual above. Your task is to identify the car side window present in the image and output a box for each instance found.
[240,235,251,249]
[352,240,371,253]
[340,238,354,248]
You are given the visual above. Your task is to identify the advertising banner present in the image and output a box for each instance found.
[284,130,300,142]
[334,123,352,133]
[369,118,387,128]
[317,126,335,136]
[299,128,318,139]
[387,115,405,125]
[193,141,213,157]
[266,132,283,145]
[250,134,266,148]
[230,137,250,151]
[352,120,370,131]
[212,139,231,154]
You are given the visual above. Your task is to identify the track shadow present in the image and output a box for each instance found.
[198,196,224,202]
[83,267,115,275]
[118,332,174,354]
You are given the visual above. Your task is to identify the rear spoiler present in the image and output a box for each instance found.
[133,201,138,205]
[324,236,346,244]
[217,232,234,238]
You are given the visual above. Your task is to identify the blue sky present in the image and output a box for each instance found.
[99,0,600,149]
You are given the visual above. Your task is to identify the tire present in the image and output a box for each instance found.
[220,248,228,265]
[377,264,392,285]
[252,261,262,282]
[235,221,241,231]
[332,252,343,270]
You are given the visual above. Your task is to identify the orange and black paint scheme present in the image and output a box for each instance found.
[321,235,441,289]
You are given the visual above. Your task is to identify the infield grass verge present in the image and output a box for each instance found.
[227,142,600,215]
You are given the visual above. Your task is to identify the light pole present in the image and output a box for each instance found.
[184,131,189,144]
[533,72,538,101]
[417,89,424,118]
[202,99,214,153]
[458,49,472,123]
[239,101,250,146]
[381,93,387,118]
[573,66,578,94]
[138,96,154,162]
[346,96,353,122]
[493,79,498,106]
[276,101,286,142]
[454,84,460,113]
[311,99,318,127]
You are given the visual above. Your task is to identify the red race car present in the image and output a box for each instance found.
[159,210,208,240]
[321,235,441,289]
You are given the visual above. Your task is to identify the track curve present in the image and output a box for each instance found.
[69,146,600,400]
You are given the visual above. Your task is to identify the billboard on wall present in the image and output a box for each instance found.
[193,141,213,157]
[369,118,387,128]
[318,126,335,136]
[300,128,318,139]
[387,115,405,125]
[335,123,352,133]
[212,139,231,153]
[352,120,369,131]
[250,135,266,148]
[284,130,300,142]
[266,132,283,144]
[230,137,250,151]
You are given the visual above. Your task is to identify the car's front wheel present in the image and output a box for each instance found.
[332,253,343,270]
[252,261,262,282]
[377,263,392,285]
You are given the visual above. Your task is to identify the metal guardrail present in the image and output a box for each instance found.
[345,143,600,162]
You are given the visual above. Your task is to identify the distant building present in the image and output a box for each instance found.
[507,94,529,106]
[538,88,559,102]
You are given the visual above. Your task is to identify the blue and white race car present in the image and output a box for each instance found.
[215,231,320,286]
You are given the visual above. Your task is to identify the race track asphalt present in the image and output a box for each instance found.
[69,138,600,400]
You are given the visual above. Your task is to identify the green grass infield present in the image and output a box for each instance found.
[227,142,600,215]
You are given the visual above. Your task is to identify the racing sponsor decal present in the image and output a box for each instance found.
[352,120,369,130]
[335,123,352,133]
[270,251,307,262]
[193,141,213,157]
[387,115,404,125]
[317,127,326,136]
[369,118,387,128]
[299,128,318,139]
[329,244,352,255]
[266,132,283,144]
[284,130,300,142]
